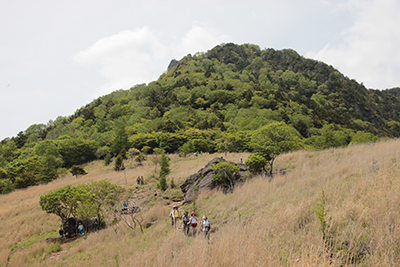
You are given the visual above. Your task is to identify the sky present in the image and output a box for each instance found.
[1,0,399,140]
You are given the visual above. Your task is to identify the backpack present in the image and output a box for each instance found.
[202,220,210,231]
[183,215,189,223]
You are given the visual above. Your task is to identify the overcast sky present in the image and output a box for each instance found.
[1,0,399,140]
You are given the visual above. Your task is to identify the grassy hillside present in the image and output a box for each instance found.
[3,43,399,195]
[2,140,400,266]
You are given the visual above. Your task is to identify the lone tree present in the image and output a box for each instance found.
[158,151,170,191]
[70,165,87,179]
[210,161,241,192]
[39,185,87,226]
[251,122,303,175]
[159,151,170,178]
[151,153,160,172]
[114,154,125,171]
[39,180,123,229]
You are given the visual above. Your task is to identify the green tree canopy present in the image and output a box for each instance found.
[110,118,130,156]
[39,180,122,226]
[245,154,267,174]
[210,161,241,192]
[114,154,125,171]
[251,122,303,175]
[56,137,98,167]
[159,151,170,178]
[350,131,379,145]
[32,140,63,183]
[39,185,85,225]
[78,179,123,225]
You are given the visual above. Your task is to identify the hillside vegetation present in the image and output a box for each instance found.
[1,140,400,266]
[2,43,400,193]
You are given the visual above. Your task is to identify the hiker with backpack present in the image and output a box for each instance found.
[201,215,211,240]
[78,222,84,235]
[182,211,190,235]
[171,205,181,229]
[187,211,199,237]
[59,228,64,238]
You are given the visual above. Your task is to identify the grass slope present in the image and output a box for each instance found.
[1,141,400,266]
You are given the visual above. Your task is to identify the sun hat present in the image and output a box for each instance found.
[203,215,207,219]
[191,212,195,215]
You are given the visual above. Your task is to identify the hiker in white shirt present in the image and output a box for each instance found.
[201,215,211,240]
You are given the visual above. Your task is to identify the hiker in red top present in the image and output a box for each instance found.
[187,211,199,237]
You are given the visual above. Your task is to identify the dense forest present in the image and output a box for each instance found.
[1,43,400,193]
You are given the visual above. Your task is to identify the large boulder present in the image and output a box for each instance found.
[167,59,179,71]
[180,157,248,203]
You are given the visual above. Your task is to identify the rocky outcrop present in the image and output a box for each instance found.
[180,157,249,203]
[167,59,179,71]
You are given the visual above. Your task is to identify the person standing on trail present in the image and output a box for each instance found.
[59,228,64,238]
[78,222,84,235]
[137,176,141,185]
[171,206,181,229]
[187,212,199,237]
[140,176,144,185]
[169,208,174,227]
[201,215,211,240]
[182,211,190,235]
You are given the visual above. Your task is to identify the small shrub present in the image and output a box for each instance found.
[114,154,125,171]
[211,162,240,192]
[159,175,167,191]
[0,179,14,194]
[135,153,146,163]
[46,243,62,255]
[70,166,87,178]
[159,152,170,177]
[104,153,112,166]
[141,146,151,154]
[314,189,334,245]
[170,178,176,189]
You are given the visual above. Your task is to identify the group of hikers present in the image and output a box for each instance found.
[59,222,85,238]
[169,205,211,239]
[136,176,144,185]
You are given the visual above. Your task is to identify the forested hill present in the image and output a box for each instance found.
[1,43,400,192]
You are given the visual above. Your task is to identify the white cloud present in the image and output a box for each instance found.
[173,26,232,58]
[306,0,400,89]
[74,27,167,95]
[74,26,231,96]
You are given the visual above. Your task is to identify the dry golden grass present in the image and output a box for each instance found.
[3,143,400,266]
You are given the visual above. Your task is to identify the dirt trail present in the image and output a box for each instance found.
[47,235,84,261]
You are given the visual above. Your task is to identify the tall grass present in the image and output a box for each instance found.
[2,143,400,266]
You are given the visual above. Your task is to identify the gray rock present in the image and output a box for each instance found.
[180,157,249,203]
[133,162,143,168]
[167,59,179,71]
